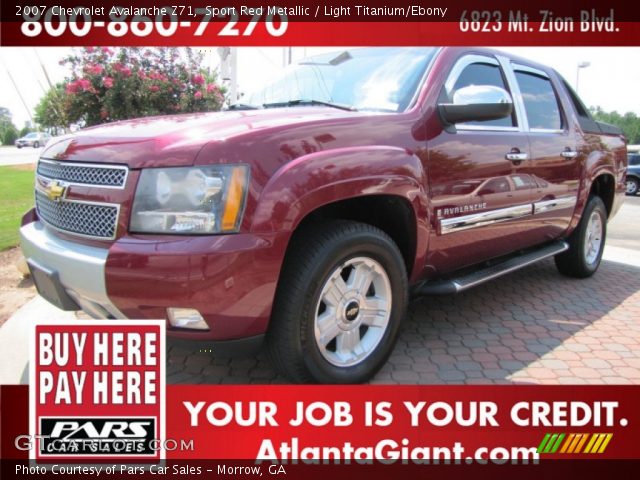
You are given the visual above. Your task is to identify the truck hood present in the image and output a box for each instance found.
[41,108,356,169]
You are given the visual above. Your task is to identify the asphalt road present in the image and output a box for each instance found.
[0,146,42,166]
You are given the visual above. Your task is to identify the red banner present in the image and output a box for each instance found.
[4,385,640,462]
[2,1,640,46]
[168,385,639,461]
[28,321,165,462]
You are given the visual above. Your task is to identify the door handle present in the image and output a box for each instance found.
[561,148,579,158]
[505,152,529,162]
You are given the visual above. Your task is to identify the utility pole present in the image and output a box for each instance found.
[0,55,34,124]
[34,47,67,132]
[218,47,238,105]
[26,50,47,95]
[34,48,54,89]
[283,47,292,66]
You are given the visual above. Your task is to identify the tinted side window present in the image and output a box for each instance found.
[511,174,533,190]
[630,155,640,166]
[453,62,514,128]
[515,71,563,130]
[479,177,510,195]
[562,79,590,118]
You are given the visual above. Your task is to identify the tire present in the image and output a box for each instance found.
[555,196,607,278]
[626,177,639,196]
[33,141,39,148]
[16,145,22,149]
[266,220,408,384]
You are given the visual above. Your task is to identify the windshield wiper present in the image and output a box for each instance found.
[262,99,357,112]
[225,103,261,111]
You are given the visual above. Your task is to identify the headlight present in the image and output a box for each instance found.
[130,165,249,234]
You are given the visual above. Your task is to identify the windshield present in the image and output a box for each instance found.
[25,133,38,138]
[246,47,437,112]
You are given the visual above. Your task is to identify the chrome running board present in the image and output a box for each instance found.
[414,241,569,296]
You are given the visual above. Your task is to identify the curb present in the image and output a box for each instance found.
[0,296,74,384]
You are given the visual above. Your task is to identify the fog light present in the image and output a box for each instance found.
[167,308,209,330]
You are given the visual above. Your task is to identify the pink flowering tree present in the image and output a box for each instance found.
[46,47,225,127]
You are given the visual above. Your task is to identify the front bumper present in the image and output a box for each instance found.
[20,220,125,318]
[20,217,288,342]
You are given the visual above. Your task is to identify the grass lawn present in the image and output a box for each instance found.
[0,166,34,251]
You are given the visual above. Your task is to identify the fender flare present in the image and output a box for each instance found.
[250,146,430,278]
[568,150,617,233]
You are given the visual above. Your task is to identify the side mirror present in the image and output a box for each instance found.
[438,85,513,125]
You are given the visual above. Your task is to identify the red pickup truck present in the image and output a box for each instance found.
[21,47,627,383]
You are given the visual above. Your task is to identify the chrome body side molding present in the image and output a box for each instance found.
[439,196,577,235]
[440,204,532,235]
[533,196,578,215]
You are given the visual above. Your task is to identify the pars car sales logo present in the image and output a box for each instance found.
[29,320,165,461]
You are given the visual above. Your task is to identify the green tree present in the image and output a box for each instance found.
[1,124,19,145]
[0,107,11,123]
[34,83,69,132]
[48,47,225,127]
[590,106,640,144]
[19,123,34,137]
[0,107,19,145]
[34,83,70,130]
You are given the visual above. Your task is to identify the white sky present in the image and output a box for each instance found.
[0,47,639,128]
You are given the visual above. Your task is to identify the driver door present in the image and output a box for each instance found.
[427,53,536,273]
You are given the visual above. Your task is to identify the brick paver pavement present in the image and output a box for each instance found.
[166,257,640,385]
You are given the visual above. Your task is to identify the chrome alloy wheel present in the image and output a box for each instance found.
[626,179,638,195]
[314,257,392,368]
[584,211,603,265]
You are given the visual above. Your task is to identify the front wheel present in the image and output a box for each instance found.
[555,196,607,278]
[33,141,40,148]
[626,177,639,196]
[267,221,408,384]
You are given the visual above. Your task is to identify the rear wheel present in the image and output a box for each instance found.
[555,196,607,278]
[626,177,639,196]
[266,221,408,384]
[33,141,40,148]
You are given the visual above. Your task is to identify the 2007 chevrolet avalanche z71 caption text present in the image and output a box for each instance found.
[21,47,627,383]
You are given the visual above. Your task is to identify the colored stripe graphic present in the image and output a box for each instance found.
[544,433,559,453]
[559,433,575,453]
[597,434,613,453]
[574,433,589,453]
[567,433,585,453]
[539,433,614,454]
[550,433,565,453]
[537,433,551,453]
[586,433,614,454]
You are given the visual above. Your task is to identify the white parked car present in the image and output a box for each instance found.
[15,132,51,149]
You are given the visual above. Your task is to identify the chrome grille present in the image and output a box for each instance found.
[37,160,127,187]
[36,191,119,239]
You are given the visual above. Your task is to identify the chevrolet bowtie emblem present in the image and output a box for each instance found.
[45,181,67,201]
